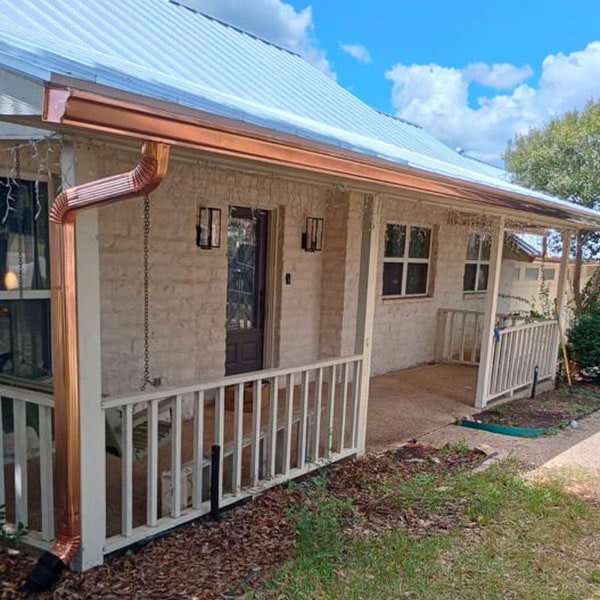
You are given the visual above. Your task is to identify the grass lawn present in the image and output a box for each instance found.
[258,459,600,600]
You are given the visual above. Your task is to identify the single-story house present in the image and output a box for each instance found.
[1,0,599,589]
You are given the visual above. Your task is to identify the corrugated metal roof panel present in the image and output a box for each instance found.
[0,0,597,223]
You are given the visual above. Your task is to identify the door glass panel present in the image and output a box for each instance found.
[227,214,257,331]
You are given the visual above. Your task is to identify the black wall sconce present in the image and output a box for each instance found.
[301,217,323,252]
[196,205,221,249]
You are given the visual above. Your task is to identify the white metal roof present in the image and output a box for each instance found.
[0,0,598,225]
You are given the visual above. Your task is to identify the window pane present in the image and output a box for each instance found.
[409,227,431,258]
[384,224,406,258]
[406,263,428,295]
[382,262,403,296]
[477,264,489,291]
[513,267,521,280]
[543,268,555,281]
[0,299,52,384]
[525,267,539,281]
[463,264,477,291]
[480,236,492,261]
[466,233,480,260]
[0,179,49,291]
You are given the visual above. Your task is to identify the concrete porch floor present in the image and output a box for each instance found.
[366,363,479,451]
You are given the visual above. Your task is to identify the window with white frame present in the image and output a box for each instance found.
[0,178,52,388]
[525,267,539,281]
[543,267,555,281]
[382,223,431,297]
[463,233,491,292]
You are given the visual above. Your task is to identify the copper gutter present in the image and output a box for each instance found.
[25,141,170,592]
[42,84,600,229]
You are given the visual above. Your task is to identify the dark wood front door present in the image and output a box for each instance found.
[225,207,268,375]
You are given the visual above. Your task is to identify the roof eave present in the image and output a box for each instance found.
[43,83,600,230]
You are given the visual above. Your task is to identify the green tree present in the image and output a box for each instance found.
[503,100,600,312]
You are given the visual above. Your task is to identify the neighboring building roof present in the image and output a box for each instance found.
[0,0,599,226]
[506,234,541,260]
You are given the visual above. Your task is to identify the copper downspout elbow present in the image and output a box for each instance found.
[25,142,170,592]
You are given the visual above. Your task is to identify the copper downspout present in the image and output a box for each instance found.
[25,142,170,592]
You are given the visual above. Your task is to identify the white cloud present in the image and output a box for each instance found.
[463,62,533,90]
[340,43,372,64]
[386,42,600,165]
[189,0,334,77]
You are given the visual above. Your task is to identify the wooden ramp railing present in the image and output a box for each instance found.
[101,355,363,553]
[487,320,557,401]
[435,309,485,365]
[0,385,55,549]
[435,309,534,366]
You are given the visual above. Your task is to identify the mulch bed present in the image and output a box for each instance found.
[472,383,600,430]
[1,445,485,600]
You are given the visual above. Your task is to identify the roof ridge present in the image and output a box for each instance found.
[168,0,301,58]
[376,110,422,129]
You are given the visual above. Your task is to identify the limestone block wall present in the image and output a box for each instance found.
[370,197,488,376]
[71,141,331,396]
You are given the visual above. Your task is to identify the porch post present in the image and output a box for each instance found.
[475,216,505,408]
[354,193,382,455]
[63,145,106,571]
[555,230,571,317]
[552,230,572,375]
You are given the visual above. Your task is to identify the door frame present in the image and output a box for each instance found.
[263,206,282,369]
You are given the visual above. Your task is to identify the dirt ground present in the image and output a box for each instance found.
[472,383,600,429]
[1,445,484,600]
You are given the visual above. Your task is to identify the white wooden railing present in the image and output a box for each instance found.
[436,309,530,366]
[102,355,363,553]
[0,384,55,547]
[436,309,485,365]
[487,320,557,400]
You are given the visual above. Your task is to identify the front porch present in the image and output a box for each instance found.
[2,361,479,550]
[0,139,575,574]
[367,363,479,451]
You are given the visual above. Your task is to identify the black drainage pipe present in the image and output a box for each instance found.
[530,365,539,399]
[24,552,66,593]
[210,444,221,522]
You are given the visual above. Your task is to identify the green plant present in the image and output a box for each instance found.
[569,303,600,370]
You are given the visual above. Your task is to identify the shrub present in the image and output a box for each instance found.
[568,304,600,370]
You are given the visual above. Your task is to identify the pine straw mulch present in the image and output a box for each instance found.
[472,382,600,430]
[1,445,485,600]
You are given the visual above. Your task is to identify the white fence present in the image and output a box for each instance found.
[0,385,55,547]
[487,320,557,401]
[436,309,536,366]
[436,309,485,365]
[102,355,363,553]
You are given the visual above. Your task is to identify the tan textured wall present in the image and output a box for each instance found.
[370,197,487,376]
[70,142,331,396]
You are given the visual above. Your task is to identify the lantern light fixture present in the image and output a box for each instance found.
[196,205,221,249]
[301,217,323,252]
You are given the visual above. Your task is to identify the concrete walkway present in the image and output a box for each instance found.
[367,363,479,451]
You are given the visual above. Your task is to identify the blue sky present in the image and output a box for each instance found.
[200,0,600,165]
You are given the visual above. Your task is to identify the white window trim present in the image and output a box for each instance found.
[542,267,556,281]
[525,267,539,281]
[383,223,432,298]
[464,233,491,293]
